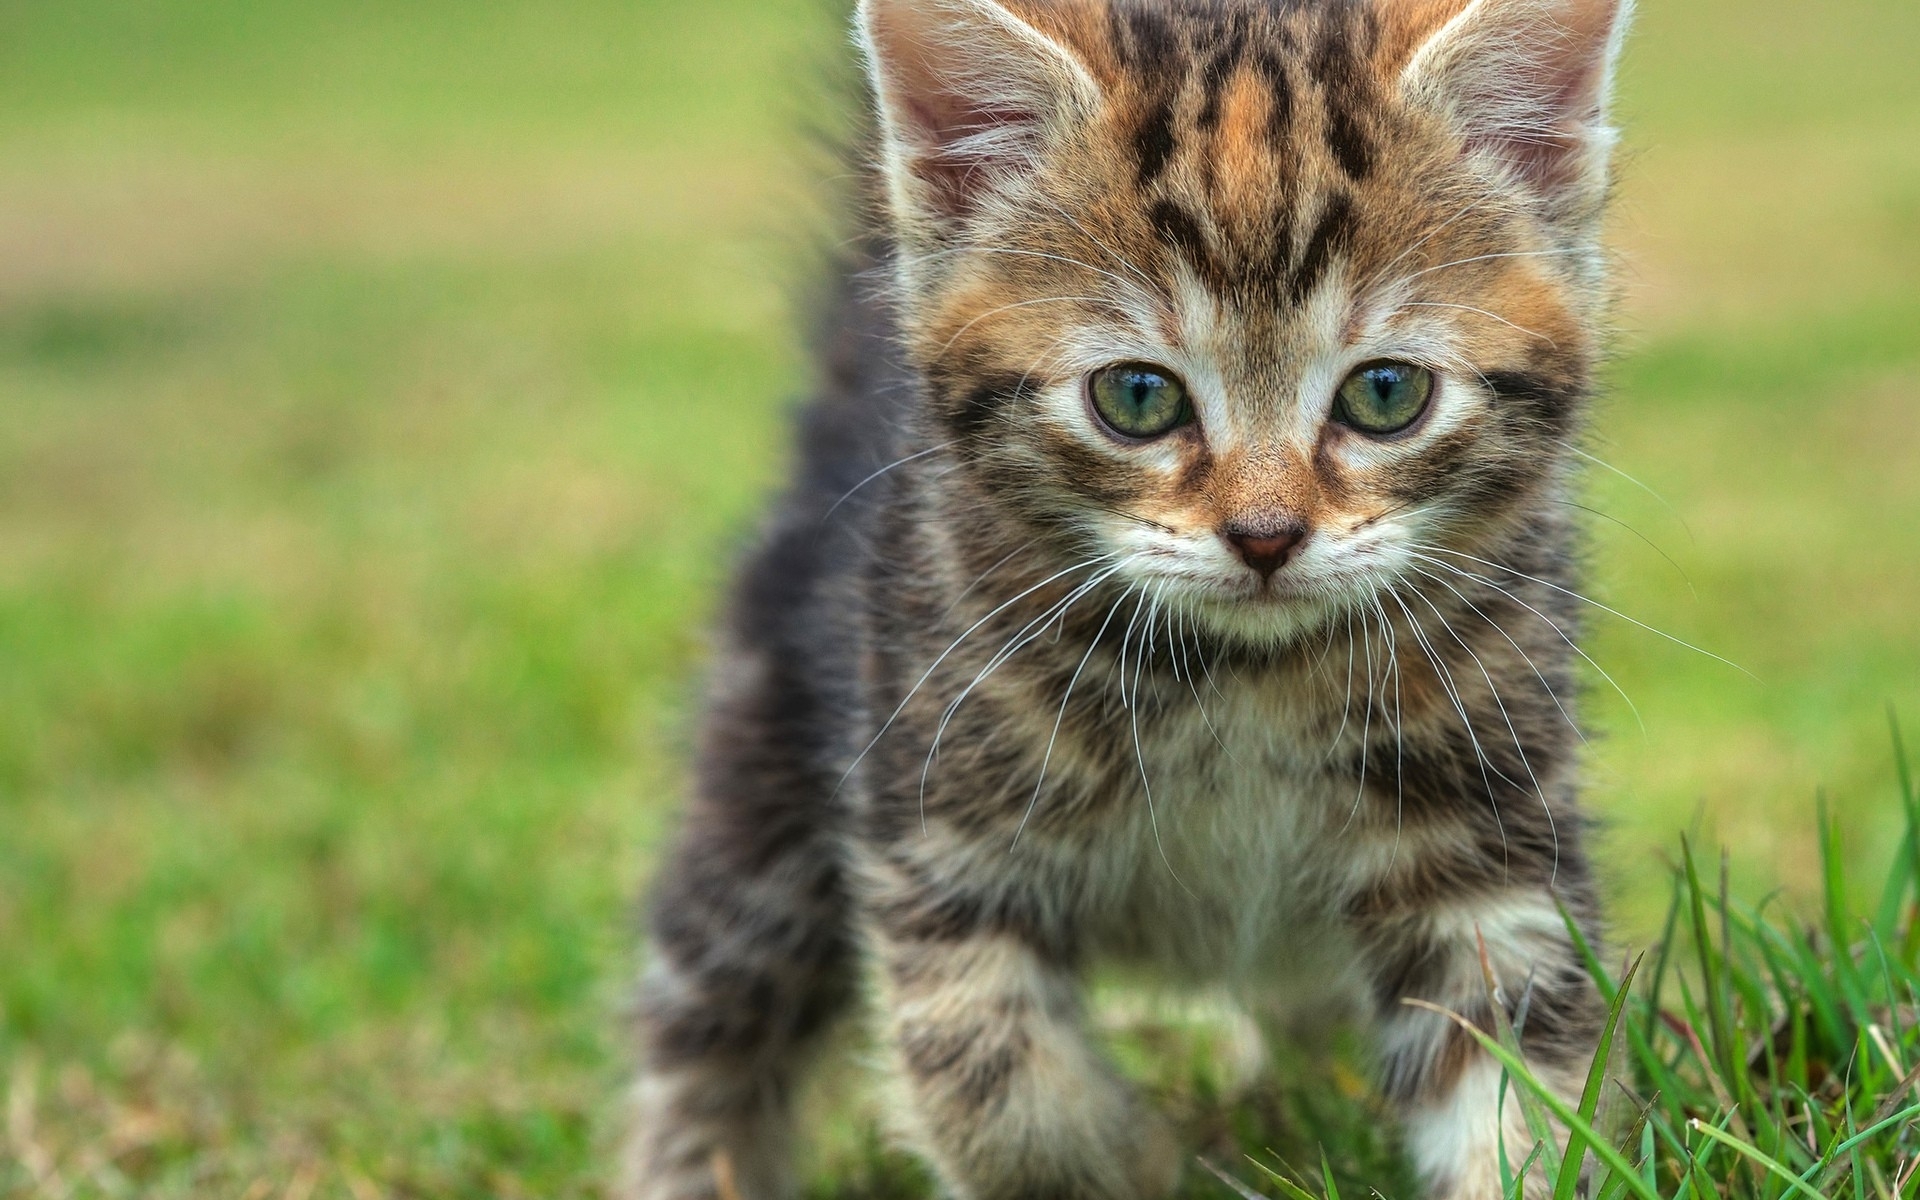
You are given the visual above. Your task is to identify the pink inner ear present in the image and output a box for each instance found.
[901,91,1046,218]
[1502,58,1608,194]
[863,0,1093,223]
[1418,0,1624,202]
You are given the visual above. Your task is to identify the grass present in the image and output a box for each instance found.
[0,0,1916,1195]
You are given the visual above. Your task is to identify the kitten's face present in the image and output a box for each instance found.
[864,0,1624,644]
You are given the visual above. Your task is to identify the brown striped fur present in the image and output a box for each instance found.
[629,0,1631,1196]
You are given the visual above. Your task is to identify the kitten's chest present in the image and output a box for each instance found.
[1076,679,1373,985]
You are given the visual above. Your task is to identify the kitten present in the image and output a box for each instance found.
[627,0,1628,1196]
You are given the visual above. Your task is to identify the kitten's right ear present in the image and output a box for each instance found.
[857,0,1101,231]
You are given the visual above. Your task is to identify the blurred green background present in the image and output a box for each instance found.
[0,0,1915,1195]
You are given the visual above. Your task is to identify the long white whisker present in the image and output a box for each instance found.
[1558,499,1697,598]
[1388,587,1511,876]
[1356,195,1508,299]
[1403,580,1558,883]
[837,555,1115,796]
[1407,565,1586,746]
[943,540,1036,619]
[1396,301,1557,347]
[1013,581,1135,848]
[1406,550,1645,735]
[1367,594,1409,868]
[825,442,954,519]
[1032,194,1164,293]
[1399,248,1587,283]
[1418,545,1753,679]
[1340,605,1377,835]
[937,295,1122,355]
[1120,586,1194,898]
[1561,441,1696,545]
[1327,607,1357,762]
[892,245,1144,296]
[920,559,1124,825]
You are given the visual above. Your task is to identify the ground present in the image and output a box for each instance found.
[1,0,1917,1195]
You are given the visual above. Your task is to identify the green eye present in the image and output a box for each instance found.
[1333,361,1434,436]
[1089,363,1192,439]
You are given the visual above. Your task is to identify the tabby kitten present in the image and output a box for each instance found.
[629,0,1629,1196]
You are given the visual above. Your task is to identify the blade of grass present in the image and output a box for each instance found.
[1688,1119,1830,1200]
[1510,1142,1548,1200]
[1800,1100,1920,1191]
[1555,955,1645,1200]
[1819,794,1874,1020]
[1317,1149,1341,1200]
[1199,1157,1278,1200]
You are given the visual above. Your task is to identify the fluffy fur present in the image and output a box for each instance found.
[627,0,1631,1196]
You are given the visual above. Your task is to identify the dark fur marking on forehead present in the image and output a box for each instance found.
[1116,5,1180,68]
[1325,104,1374,180]
[1309,0,1378,89]
[1287,191,1355,305]
[1195,22,1248,131]
[1134,99,1179,186]
[1149,199,1222,285]
[1253,50,1294,145]
[1304,2,1378,182]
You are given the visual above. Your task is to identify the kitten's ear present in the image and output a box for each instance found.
[1395,0,1632,215]
[857,0,1101,230]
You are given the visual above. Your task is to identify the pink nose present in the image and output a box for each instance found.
[1224,524,1307,578]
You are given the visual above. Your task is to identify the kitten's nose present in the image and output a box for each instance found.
[1223,522,1307,579]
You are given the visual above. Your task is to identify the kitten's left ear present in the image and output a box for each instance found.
[857,0,1102,236]
[1395,0,1632,218]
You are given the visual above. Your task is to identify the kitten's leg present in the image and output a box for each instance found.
[1359,890,1605,1200]
[869,918,1181,1200]
[625,644,857,1200]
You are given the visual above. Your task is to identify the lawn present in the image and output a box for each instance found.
[0,0,1916,1196]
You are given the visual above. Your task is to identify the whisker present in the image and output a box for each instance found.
[1326,608,1358,763]
[1406,564,1586,746]
[825,442,954,519]
[919,559,1125,824]
[1387,587,1511,877]
[1013,581,1135,849]
[943,540,1037,619]
[1340,605,1377,835]
[836,554,1116,796]
[1120,586,1195,898]
[1396,301,1558,347]
[1405,549,1646,734]
[1176,605,1232,755]
[1558,499,1697,598]
[893,244,1145,297]
[1033,194,1165,293]
[1402,581,1559,884]
[1562,441,1697,546]
[936,295,1124,355]
[1398,247,1588,283]
[1356,196,1495,297]
[1417,544,1754,679]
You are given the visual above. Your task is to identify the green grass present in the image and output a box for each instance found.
[0,0,1916,1195]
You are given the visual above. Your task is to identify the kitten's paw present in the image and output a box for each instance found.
[624,1071,794,1200]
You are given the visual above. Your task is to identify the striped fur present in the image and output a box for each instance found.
[629,0,1630,1196]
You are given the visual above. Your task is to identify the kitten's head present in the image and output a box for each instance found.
[858,0,1629,645]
